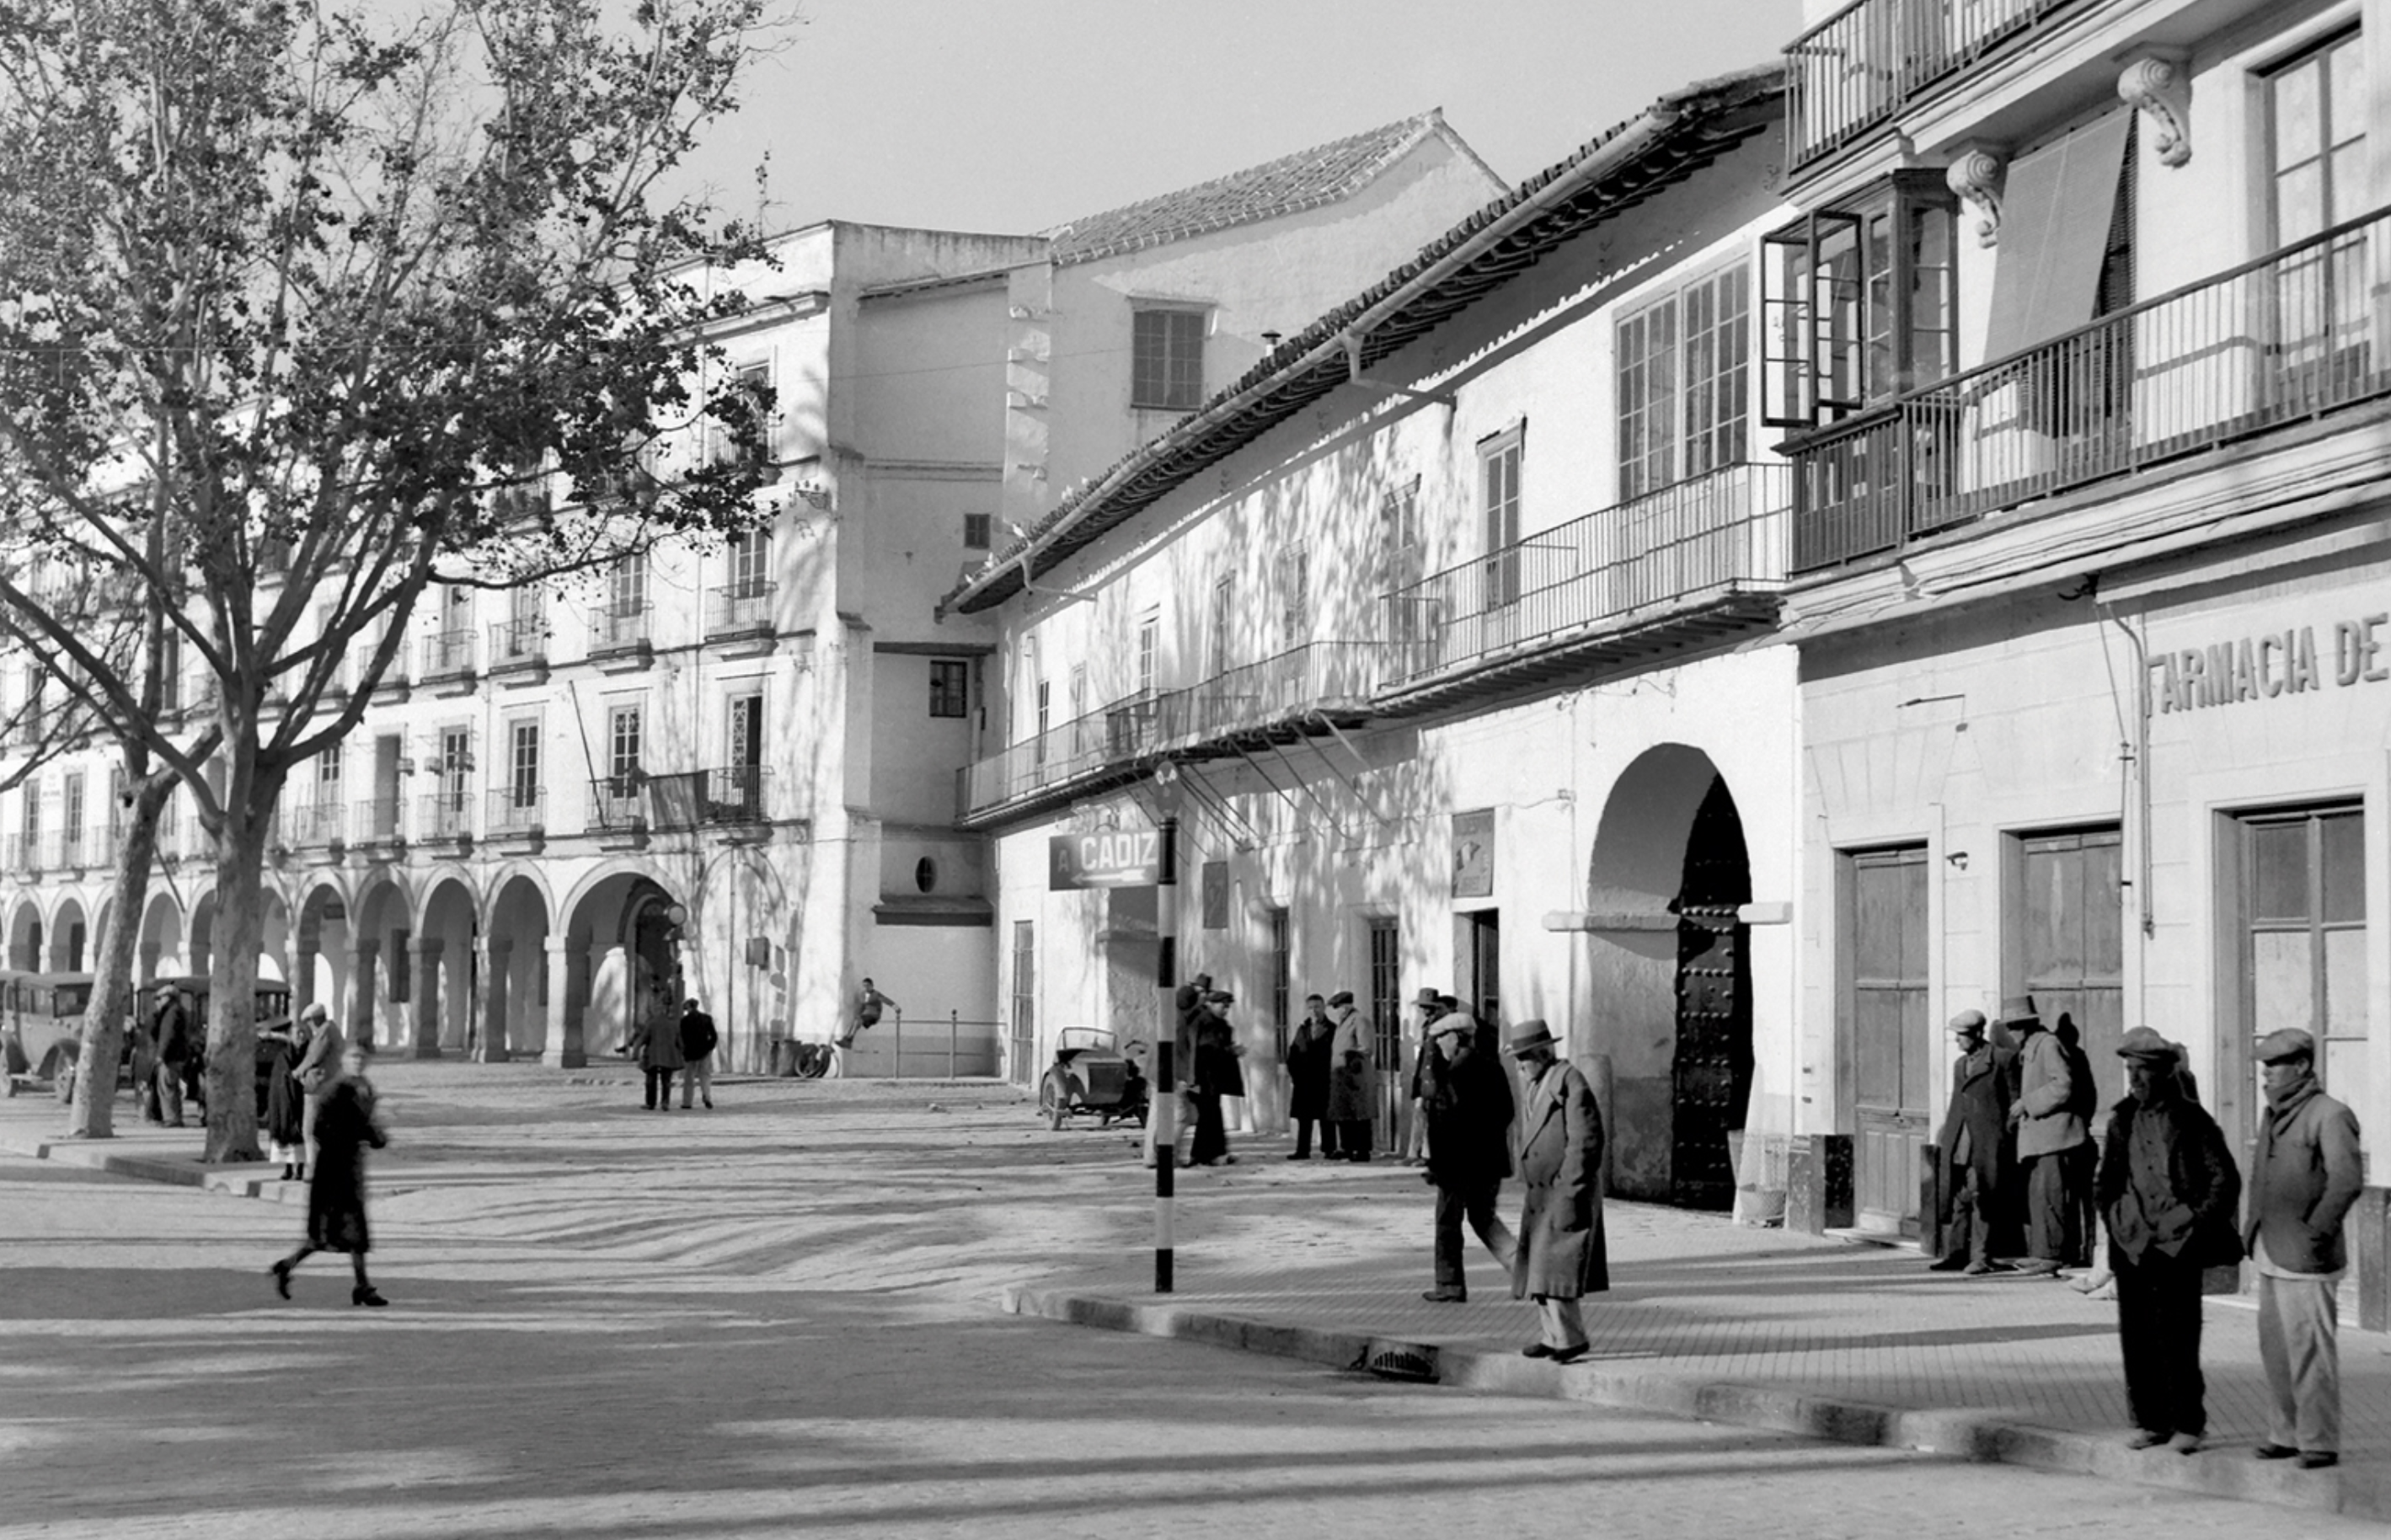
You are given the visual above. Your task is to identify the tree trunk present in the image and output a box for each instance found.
[201,801,273,1163]
[67,780,173,1140]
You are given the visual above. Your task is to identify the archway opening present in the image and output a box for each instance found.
[50,898,88,972]
[1584,744,1752,1211]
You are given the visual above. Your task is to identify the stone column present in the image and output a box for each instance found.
[341,939,380,1050]
[293,944,319,1016]
[544,936,585,1068]
[478,937,511,1062]
[409,936,442,1059]
[138,943,160,982]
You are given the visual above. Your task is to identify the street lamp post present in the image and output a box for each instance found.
[1153,815,1179,1294]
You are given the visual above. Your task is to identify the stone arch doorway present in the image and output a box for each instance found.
[136,890,183,979]
[49,896,88,971]
[345,875,410,1051]
[8,897,42,972]
[188,890,217,976]
[484,872,552,1062]
[562,867,682,1062]
[297,880,350,1021]
[417,876,478,1056]
[1585,743,1752,1210]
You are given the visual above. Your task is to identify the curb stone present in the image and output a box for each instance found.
[999,1282,2380,1520]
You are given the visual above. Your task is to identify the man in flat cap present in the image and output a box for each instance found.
[1932,1009,2015,1274]
[2002,994,2086,1276]
[1325,990,1372,1160]
[1506,1019,1605,1362]
[2098,1025,2241,1455]
[1419,1010,1516,1302]
[2246,1027,2363,1470]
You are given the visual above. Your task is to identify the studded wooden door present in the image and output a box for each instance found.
[1672,904,1749,1210]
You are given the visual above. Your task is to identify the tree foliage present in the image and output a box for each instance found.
[0,0,787,1158]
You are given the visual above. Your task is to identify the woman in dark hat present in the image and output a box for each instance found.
[1188,990,1244,1167]
[269,1041,391,1307]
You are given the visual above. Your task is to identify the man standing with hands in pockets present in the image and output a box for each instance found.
[2247,1027,2364,1470]
[1505,1019,1606,1363]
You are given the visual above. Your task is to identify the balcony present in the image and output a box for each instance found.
[588,604,653,669]
[47,830,84,871]
[420,630,477,692]
[647,766,770,830]
[488,785,544,832]
[6,833,40,875]
[1785,0,2079,170]
[488,617,548,682]
[419,790,473,844]
[89,822,117,869]
[350,640,408,702]
[282,797,345,850]
[1174,641,1383,751]
[1789,208,2391,573]
[705,580,776,651]
[587,773,646,832]
[1378,464,1789,714]
[350,797,404,849]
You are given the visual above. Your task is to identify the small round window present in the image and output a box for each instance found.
[914,857,938,893]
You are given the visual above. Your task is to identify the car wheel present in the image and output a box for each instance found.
[1039,1072,1065,1130]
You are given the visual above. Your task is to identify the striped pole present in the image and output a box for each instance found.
[1154,815,1178,1294]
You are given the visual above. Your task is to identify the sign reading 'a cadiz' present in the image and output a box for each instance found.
[2149,613,2391,714]
[1049,829,1163,890]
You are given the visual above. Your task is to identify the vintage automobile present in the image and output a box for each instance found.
[2,971,93,1095]
[1037,1027,1150,1131]
[133,976,297,1115]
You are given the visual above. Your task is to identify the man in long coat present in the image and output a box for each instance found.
[2003,995,2085,1276]
[1506,1018,1606,1361]
[1282,993,1337,1160]
[1420,1011,1516,1301]
[2099,1025,2241,1454]
[1931,1008,2014,1274]
[2246,1026,2364,1469]
[1324,990,1372,1161]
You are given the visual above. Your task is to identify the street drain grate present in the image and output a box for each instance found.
[1365,1346,1436,1382]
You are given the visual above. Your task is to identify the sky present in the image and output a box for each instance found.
[675,0,1809,239]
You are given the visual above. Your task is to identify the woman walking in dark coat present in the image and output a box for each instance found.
[269,1042,389,1307]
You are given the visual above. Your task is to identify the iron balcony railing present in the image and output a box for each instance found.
[349,640,406,698]
[589,604,651,654]
[420,790,473,842]
[1179,641,1383,739]
[486,786,544,835]
[47,829,83,869]
[1791,206,2391,572]
[706,580,775,637]
[1383,463,1789,689]
[957,690,1190,819]
[489,617,547,670]
[89,823,117,868]
[647,766,770,828]
[351,797,404,844]
[421,629,476,680]
[6,834,40,874]
[1785,0,2078,168]
[283,797,345,848]
[587,773,646,830]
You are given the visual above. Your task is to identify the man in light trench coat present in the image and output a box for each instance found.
[1506,1018,1607,1361]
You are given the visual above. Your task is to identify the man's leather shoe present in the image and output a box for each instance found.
[1422,1290,1466,1303]
[2169,1432,2203,1455]
[2255,1443,2298,1460]
[1549,1342,1591,1364]
[2299,1452,2340,1470]
[1520,1342,1556,1359]
[2126,1429,2168,1450]
[1927,1254,1968,1271]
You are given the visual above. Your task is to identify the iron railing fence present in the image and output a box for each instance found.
[706,580,776,636]
[1178,641,1383,740]
[489,617,548,669]
[1383,463,1789,687]
[1792,206,2391,571]
[282,798,345,848]
[420,790,473,842]
[1786,0,2079,168]
[486,787,545,835]
[351,797,404,844]
[587,774,646,830]
[421,629,477,679]
[590,605,651,653]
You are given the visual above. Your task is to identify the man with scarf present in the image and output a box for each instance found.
[2245,1027,2363,1471]
[2097,1025,2241,1455]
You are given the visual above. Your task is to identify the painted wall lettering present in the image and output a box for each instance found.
[2148,615,2384,713]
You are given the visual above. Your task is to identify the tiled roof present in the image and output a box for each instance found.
[942,65,1785,618]
[1045,112,1471,266]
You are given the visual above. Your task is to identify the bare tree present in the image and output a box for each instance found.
[0,0,785,1158]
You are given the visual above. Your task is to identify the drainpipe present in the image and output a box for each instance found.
[2101,601,2154,1024]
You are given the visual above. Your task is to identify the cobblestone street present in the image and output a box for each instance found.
[0,1067,2382,1537]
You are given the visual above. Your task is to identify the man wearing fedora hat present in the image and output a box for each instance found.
[1401,989,1447,1168]
[1419,1009,1516,1302]
[1931,1009,2015,1274]
[1505,1019,1606,1362]
[2245,1026,2363,1470]
[2000,994,2086,1277]
[2098,1025,2242,1454]
[1324,990,1372,1160]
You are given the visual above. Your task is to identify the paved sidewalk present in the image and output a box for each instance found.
[13,1068,2391,1520]
[1008,1142,2391,1521]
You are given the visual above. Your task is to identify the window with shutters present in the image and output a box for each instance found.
[1131,307,1206,410]
[928,658,969,719]
[1762,172,1959,427]
[1479,426,1523,607]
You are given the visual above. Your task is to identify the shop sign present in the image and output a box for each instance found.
[2149,613,2391,714]
[1049,828,1163,890]
[1452,808,1495,899]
